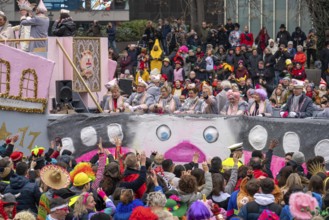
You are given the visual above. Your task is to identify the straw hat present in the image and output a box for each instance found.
[40,165,71,190]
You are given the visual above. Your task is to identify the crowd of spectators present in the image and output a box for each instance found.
[0,134,327,219]
[104,18,329,118]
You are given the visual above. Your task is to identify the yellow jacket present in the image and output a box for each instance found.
[222,157,243,171]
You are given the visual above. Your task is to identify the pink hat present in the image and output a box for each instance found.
[179,45,189,54]
[226,90,240,100]
[289,192,319,220]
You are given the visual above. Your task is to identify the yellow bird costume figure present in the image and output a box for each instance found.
[135,69,150,84]
[150,39,163,71]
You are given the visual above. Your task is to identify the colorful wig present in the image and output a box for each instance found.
[254,89,268,101]
[69,162,95,182]
[187,200,211,220]
[130,206,158,220]
[226,90,240,100]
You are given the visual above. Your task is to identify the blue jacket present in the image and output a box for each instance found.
[227,190,239,218]
[114,199,144,220]
[280,205,293,220]
[161,24,171,38]
[4,174,41,213]
[107,27,116,41]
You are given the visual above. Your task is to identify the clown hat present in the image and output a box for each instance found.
[37,0,47,13]
[31,146,45,157]
[104,78,118,89]
[137,76,148,87]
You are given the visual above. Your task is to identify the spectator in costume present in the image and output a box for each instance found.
[21,0,49,52]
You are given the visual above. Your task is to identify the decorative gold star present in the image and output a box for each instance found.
[0,122,11,141]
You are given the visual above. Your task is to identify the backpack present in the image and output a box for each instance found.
[258,209,280,220]
[246,201,281,219]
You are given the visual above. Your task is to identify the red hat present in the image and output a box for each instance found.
[161,74,168,81]
[10,151,23,162]
[175,60,182,65]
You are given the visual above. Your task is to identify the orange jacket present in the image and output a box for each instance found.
[293,52,306,66]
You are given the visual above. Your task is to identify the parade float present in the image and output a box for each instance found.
[0,38,329,176]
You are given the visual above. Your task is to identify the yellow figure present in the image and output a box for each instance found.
[135,69,150,84]
[150,39,163,72]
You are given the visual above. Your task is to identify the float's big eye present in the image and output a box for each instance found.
[203,126,219,143]
[156,125,171,141]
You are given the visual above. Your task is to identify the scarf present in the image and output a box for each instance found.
[132,92,147,106]
[291,95,302,112]
[249,101,266,116]
[157,95,176,113]
[182,97,199,111]
[107,96,124,112]
[227,102,239,115]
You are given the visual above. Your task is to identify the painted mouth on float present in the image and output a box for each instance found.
[76,147,131,162]
[164,141,206,163]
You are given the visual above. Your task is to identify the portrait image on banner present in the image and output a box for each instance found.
[73,38,101,92]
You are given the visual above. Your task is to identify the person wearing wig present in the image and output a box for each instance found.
[73,189,115,220]
[221,90,248,115]
[247,89,273,116]
[187,200,226,220]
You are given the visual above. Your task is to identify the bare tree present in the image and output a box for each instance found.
[304,0,329,48]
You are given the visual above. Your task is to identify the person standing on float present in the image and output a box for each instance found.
[21,0,49,52]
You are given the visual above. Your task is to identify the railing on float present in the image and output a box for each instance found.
[0,38,103,113]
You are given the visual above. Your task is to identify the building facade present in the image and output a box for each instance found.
[225,0,312,39]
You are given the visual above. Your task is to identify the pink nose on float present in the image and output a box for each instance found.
[164,141,206,163]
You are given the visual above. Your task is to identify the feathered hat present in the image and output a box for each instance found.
[69,162,95,183]
[36,0,47,13]
[17,0,33,11]
[289,192,319,220]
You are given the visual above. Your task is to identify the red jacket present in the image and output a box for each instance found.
[240,32,254,47]
[292,67,307,81]
[122,168,146,199]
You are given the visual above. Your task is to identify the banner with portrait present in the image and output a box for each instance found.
[73,38,101,92]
